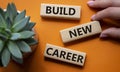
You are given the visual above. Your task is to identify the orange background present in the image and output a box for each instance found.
[0,0,120,72]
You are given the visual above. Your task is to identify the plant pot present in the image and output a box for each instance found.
[23,30,38,59]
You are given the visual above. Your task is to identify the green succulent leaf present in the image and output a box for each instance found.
[17,41,31,52]
[8,41,22,59]
[10,3,17,16]
[6,3,17,22]
[19,31,34,39]
[6,3,12,20]
[10,33,21,40]
[0,27,5,33]
[14,10,26,24]
[0,29,10,40]
[6,17,12,28]
[0,39,4,53]
[12,16,30,32]
[10,31,34,40]
[25,38,38,45]
[5,29,11,35]
[0,14,7,28]
[0,33,8,41]
[3,29,11,37]
[1,48,11,67]
[24,22,35,30]
[0,8,5,18]
[12,56,23,64]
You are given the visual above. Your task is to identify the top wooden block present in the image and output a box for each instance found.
[40,3,81,20]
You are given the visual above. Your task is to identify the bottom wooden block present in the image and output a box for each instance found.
[44,43,86,66]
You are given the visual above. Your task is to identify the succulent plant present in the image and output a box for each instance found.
[0,3,38,67]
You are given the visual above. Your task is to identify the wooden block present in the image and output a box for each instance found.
[40,3,81,20]
[44,43,86,66]
[60,21,102,43]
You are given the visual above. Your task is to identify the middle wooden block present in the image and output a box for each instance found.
[60,21,102,43]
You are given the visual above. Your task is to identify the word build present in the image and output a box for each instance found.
[40,3,81,20]
[44,43,86,66]
[60,21,102,43]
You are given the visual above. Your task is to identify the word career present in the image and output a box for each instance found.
[60,21,102,43]
[44,44,86,66]
[40,3,81,20]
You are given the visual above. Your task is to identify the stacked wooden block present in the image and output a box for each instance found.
[40,3,102,66]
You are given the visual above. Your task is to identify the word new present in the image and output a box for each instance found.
[60,21,102,43]
[44,43,86,66]
[69,25,92,38]
[40,3,81,20]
